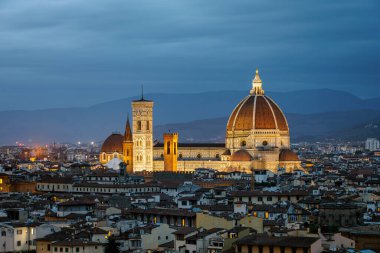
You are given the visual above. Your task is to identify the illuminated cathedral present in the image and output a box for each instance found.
[99,70,302,173]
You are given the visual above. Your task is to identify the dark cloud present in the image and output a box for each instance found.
[0,0,379,110]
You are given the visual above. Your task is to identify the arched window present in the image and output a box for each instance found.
[216,154,220,159]
[241,140,246,147]
[179,153,183,159]
[197,154,201,159]
[262,141,268,146]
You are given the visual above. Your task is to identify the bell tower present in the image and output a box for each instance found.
[163,132,178,172]
[131,91,154,172]
[123,116,134,174]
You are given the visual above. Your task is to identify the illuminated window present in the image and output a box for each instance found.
[0,179,3,184]
[265,212,269,219]
[181,218,185,226]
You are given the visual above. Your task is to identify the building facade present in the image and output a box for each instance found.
[100,70,303,173]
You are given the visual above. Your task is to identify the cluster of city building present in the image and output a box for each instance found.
[0,72,379,253]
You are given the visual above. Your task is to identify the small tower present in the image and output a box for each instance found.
[250,167,255,191]
[132,89,154,172]
[163,132,178,172]
[123,117,134,174]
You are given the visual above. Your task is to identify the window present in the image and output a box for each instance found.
[47,244,51,251]
[174,142,177,155]
[262,141,268,146]
[76,247,80,252]
[65,248,69,252]
[267,196,272,201]
[60,247,63,252]
[179,153,183,158]
[167,141,171,154]
[17,241,21,246]
[158,236,161,240]
[137,121,142,130]
[182,200,187,205]
[258,197,263,202]
[17,230,22,235]
[146,121,150,130]
[241,140,246,147]
[197,154,201,159]
[1,231,5,236]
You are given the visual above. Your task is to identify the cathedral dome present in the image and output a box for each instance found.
[226,70,288,132]
[279,149,299,161]
[230,149,252,161]
[101,133,124,153]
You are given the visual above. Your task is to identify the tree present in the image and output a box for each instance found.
[105,237,120,253]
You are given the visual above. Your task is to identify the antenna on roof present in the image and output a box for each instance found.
[141,84,144,100]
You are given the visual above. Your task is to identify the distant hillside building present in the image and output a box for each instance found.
[100,70,303,173]
[365,138,380,151]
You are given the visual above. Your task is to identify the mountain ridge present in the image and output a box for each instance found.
[0,89,379,144]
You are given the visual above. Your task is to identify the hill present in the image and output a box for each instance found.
[0,89,379,144]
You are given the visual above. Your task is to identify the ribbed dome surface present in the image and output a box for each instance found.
[230,149,252,161]
[227,95,288,131]
[279,149,299,161]
[101,133,124,153]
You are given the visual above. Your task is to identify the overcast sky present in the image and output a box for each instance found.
[0,0,379,110]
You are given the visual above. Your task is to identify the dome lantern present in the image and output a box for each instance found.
[250,69,264,95]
